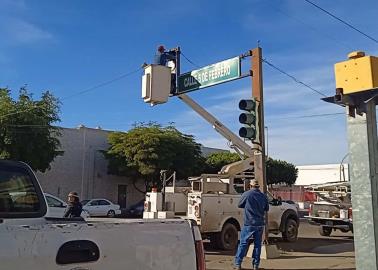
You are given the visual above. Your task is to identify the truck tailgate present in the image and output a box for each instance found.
[0,219,197,270]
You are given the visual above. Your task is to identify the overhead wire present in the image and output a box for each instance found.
[262,58,328,97]
[304,0,378,44]
[180,52,201,68]
[0,66,142,120]
[267,112,344,120]
[267,3,354,51]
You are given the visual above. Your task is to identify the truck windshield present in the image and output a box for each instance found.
[0,164,40,214]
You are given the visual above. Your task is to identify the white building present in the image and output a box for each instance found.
[36,126,224,208]
[295,164,349,186]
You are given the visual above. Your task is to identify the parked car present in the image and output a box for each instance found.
[125,199,144,218]
[82,198,121,217]
[44,193,89,218]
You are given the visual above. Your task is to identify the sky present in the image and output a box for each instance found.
[1,0,377,166]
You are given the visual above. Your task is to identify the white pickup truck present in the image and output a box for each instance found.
[0,160,205,270]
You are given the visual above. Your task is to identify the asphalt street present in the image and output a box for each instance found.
[205,220,355,270]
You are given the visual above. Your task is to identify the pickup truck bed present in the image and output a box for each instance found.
[1,218,197,270]
[0,160,205,270]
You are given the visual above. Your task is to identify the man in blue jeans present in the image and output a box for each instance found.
[234,180,269,270]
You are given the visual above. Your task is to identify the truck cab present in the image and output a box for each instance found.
[187,173,299,250]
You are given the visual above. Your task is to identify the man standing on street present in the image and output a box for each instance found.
[234,180,269,270]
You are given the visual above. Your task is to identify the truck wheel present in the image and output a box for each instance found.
[107,210,116,218]
[340,228,349,233]
[282,219,298,242]
[319,226,332,236]
[217,223,238,251]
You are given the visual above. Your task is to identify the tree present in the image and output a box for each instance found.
[203,152,298,186]
[0,87,62,172]
[266,158,298,186]
[104,123,205,192]
[205,152,241,174]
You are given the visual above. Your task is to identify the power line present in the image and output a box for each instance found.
[304,0,378,44]
[61,67,142,101]
[0,67,142,120]
[262,58,328,97]
[268,112,344,120]
[268,3,353,51]
[181,52,201,68]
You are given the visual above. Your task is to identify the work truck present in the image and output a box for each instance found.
[0,160,205,270]
[306,182,353,236]
[143,92,299,250]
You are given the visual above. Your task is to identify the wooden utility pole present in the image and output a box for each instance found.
[251,47,269,242]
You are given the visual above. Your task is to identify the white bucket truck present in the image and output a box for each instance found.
[142,66,299,250]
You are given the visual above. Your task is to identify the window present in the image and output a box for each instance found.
[46,196,64,208]
[99,200,110,206]
[81,200,90,206]
[88,200,99,206]
[0,161,46,218]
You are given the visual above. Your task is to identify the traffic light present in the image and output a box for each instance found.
[239,98,259,141]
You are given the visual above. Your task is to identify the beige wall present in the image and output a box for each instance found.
[36,127,145,208]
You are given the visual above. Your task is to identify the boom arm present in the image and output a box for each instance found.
[178,93,254,159]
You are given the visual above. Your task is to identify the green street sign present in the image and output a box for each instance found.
[177,57,241,94]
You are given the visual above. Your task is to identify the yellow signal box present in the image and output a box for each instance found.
[334,51,378,94]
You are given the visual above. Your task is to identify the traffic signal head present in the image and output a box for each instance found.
[238,98,258,140]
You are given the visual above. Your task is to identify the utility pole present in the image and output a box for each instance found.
[323,51,378,270]
[251,47,268,240]
[347,100,378,269]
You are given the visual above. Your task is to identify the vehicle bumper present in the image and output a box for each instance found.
[306,216,352,229]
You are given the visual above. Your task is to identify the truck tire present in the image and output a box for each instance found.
[319,226,332,236]
[217,223,238,251]
[282,219,298,242]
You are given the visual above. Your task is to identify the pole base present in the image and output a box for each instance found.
[246,243,280,259]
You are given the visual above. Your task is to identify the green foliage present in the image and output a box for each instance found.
[0,87,62,172]
[203,152,297,186]
[104,123,205,189]
[205,152,241,173]
[266,157,298,186]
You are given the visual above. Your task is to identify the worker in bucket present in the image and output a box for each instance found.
[234,180,269,270]
[154,45,177,94]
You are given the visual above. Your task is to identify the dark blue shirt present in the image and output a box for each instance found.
[154,51,176,66]
[64,202,83,218]
[238,188,269,226]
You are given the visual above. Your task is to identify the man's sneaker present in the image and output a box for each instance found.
[232,264,242,270]
[253,265,259,270]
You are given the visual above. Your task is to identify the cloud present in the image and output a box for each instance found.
[1,19,53,45]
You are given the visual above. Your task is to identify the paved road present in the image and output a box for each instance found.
[205,220,355,270]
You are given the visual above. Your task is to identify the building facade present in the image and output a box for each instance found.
[36,126,145,209]
[36,126,226,208]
